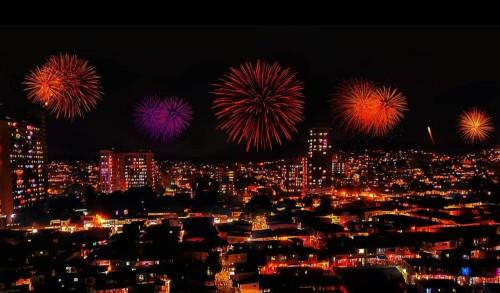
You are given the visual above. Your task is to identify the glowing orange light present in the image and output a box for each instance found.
[333,79,407,137]
[427,126,435,144]
[95,214,106,225]
[458,107,494,143]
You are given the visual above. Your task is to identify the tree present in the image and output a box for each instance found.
[303,196,313,208]
[279,198,296,212]
[244,192,273,216]
[192,176,220,212]
[316,196,333,213]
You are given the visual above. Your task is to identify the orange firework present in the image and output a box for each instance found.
[333,79,407,137]
[334,79,377,135]
[24,65,64,106]
[24,53,102,119]
[458,107,494,143]
[371,85,407,137]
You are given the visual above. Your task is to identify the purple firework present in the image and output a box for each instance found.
[135,96,193,142]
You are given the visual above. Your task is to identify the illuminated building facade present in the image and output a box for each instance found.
[83,162,100,190]
[47,161,101,195]
[306,127,332,194]
[214,165,225,183]
[47,161,73,196]
[0,118,47,223]
[278,157,307,195]
[215,165,236,196]
[99,150,158,193]
[99,150,120,193]
[332,155,345,176]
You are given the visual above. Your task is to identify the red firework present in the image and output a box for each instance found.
[212,60,304,151]
[333,79,407,137]
[334,79,377,135]
[24,53,102,119]
[371,85,407,137]
[24,65,64,106]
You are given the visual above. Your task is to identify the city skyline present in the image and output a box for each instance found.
[0,25,498,293]
[0,26,498,162]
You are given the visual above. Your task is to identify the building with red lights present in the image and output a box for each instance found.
[215,165,236,196]
[47,161,73,196]
[278,157,307,195]
[0,118,47,224]
[99,150,158,193]
[306,127,332,194]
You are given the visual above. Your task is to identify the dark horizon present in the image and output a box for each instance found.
[0,25,499,161]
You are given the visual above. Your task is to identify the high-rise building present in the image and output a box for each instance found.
[215,165,236,196]
[85,162,100,191]
[332,154,345,176]
[221,169,235,196]
[306,127,332,194]
[214,165,224,183]
[99,150,158,194]
[278,157,307,195]
[47,161,73,196]
[0,118,47,223]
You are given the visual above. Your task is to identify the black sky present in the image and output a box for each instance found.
[0,25,498,162]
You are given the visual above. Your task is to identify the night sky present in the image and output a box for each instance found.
[0,25,498,162]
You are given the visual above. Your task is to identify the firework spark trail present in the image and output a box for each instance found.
[427,126,435,144]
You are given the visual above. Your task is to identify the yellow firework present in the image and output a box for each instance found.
[458,107,494,143]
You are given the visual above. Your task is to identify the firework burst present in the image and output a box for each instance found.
[212,60,304,151]
[333,79,407,137]
[334,79,377,135]
[458,107,494,143]
[24,53,102,119]
[24,65,64,105]
[371,85,407,137]
[135,96,193,143]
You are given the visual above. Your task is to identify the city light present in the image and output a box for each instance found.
[0,25,498,293]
